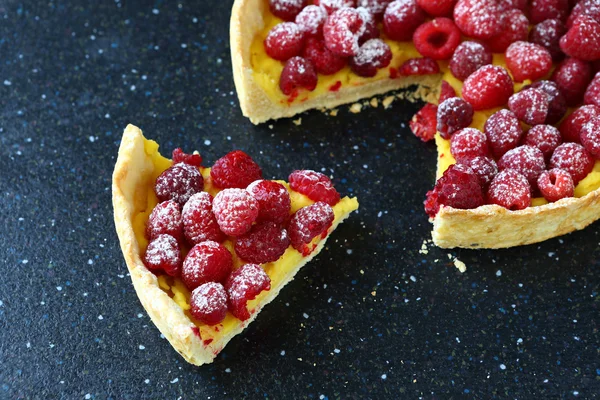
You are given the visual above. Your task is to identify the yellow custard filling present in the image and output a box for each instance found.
[133,138,359,344]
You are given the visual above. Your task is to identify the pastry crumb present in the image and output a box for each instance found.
[453,258,467,273]
[419,239,433,255]
[268,124,274,130]
[349,103,362,113]
[382,96,395,109]
[370,98,379,108]
[329,109,338,117]
[292,117,302,126]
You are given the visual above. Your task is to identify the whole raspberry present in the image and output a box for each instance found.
[508,88,550,126]
[383,0,426,41]
[269,0,308,21]
[210,150,262,189]
[487,9,529,53]
[484,109,524,159]
[143,234,182,277]
[537,169,575,202]
[436,97,474,139]
[462,65,514,110]
[279,56,319,95]
[182,192,226,245]
[155,163,204,206]
[190,282,228,326]
[549,143,595,184]
[289,170,341,205]
[584,72,600,107]
[439,80,456,103]
[410,103,438,142]
[416,0,456,17]
[529,19,567,62]
[580,118,600,159]
[449,41,493,81]
[323,8,365,57]
[264,22,306,61]
[182,241,233,291]
[524,125,562,160]
[349,39,392,77]
[530,0,569,24]
[559,105,600,143]
[247,180,291,224]
[455,156,498,188]
[412,18,461,60]
[172,148,202,167]
[288,202,335,255]
[567,0,600,28]
[498,145,546,188]
[356,7,380,44]
[295,5,329,37]
[235,221,291,264]
[450,128,489,159]
[314,0,356,14]
[453,0,504,39]
[551,57,593,106]
[225,264,271,321]
[487,169,531,210]
[524,80,567,124]
[559,16,600,61]
[146,200,183,241]
[357,0,392,18]
[496,0,528,12]
[423,164,484,218]
[398,57,440,75]
[212,189,260,237]
[505,41,553,83]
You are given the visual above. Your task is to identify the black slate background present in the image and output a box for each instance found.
[0,1,599,399]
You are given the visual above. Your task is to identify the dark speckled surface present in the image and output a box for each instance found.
[1,1,599,399]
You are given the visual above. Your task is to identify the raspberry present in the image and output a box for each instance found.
[537,169,575,202]
[449,41,493,81]
[413,18,461,60]
[182,241,233,290]
[508,88,550,126]
[279,56,318,95]
[235,221,290,264]
[450,128,489,159]
[524,80,567,124]
[314,0,356,14]
[551,57,593,106]
[580,117,600,159]
[295,5,329,37]
[212,189,260,237]
[398,57,440,75]
[498,145,546,187]
[409,103,438,142]
[496,0,528,11]
[356,7,379,44]
[453,0,504,39]
[190,282,228,326]
[269,0,308,21]
[484,109,524,159]
[462,65,514,111]
[155,163,204,206]
[559,16,600,61]
[323,8,365,57]
[487,9,529,53]
[523,125,562,160]
[172,148,202,167]
[143,234,182,277]
[549,143,595,184]
[288,202,335,255]
[436,97,474,139]
[289,170,341,205]
[182,192,226,245]
[146,200,183,242]
[264,22,306,61]
[530,0,569,24]
[247,180,291,224]
[487,169,531,211]
[505,41,553,83]
[210,150,262,189]
[225,264,271,321]
[584,72,600,107]
[559,105,600,143]
[439,80,456,103]
[357,0,392,18]
[383,0,426,41]
[415,0,456,17]
[567,0,600,28]
[423,164,484,218]
[349,39,392,77]
[529,19,567,62]
[455,156,498,188]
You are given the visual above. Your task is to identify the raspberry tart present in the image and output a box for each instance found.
[112,124,358,365]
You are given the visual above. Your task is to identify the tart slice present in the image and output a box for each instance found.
[112,124,358,365]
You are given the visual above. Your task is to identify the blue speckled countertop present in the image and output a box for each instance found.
[1,1,599,398]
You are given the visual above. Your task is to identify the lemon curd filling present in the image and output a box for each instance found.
[133,138,358,344]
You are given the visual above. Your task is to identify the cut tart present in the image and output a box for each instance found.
[112,124,358,365]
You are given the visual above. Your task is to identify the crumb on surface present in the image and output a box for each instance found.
[382,96,395,109]
[349,103,362,114]
[329,109,338,117]
[453,258,467,273]
[370,98,379,108]
[293,117,302,126]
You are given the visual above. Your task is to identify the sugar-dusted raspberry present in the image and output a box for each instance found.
[549,143,595,184]
[496,0,528,11]
[560,16,600,61]
[182,192,226,245]
[182,241,233,290]
[225,264,271,321]
[190,282,228,326]
[356,7,379,44]
[264,22,306,61]
[505,41,553,83]
[584,72,600,107]
[524,125,562,160]
[288,202,335,255]
[143,234,182,277]
[439,80,456,103]
[289,169,341,205]
[525,80,567,124]
[567,0,600,28]
[383,0,426,41]
[498,145,546,187]
[357,0,392,18]
[302,38,346,76]
[450,128,489,159]
[559,105,600,143]
[235,221,290,264]
[537,168,575,202]
[551,58,593,106]
[212,188,260,237]
[455,156,498,188]
[530,0,569,24]
[398,57,440,76]
[413,18,461,60]
[172,148,202,167]
[449,41,493,82]
[314,0,356,14]
[436,97,474,139]
[323,8,365,57]
[529,19,567,62]
[146,200,183,241]
[423,164,484,217]
[155,163,204,206]
[484,109,524,159]
[487,9,529,53]
[247,180,291,223]
[487,169,531,210]
[580,118,600,159]
[210,150,262,189]
[280,56,319,95]
[462,65,514,110]
[269,0,308,21]
[349,39,392,77]
[508,88,550,126]
[295,5,329,37]
[453,0,504,39]
[416,0,456,17]
[409,103,438,142]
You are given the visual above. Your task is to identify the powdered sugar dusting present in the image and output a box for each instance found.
[191,282,227,317]
[225,264,271,320]
[352,38,390,67]
[212,188,259,236]
[182,192,223,244]
[295,5,328,35]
